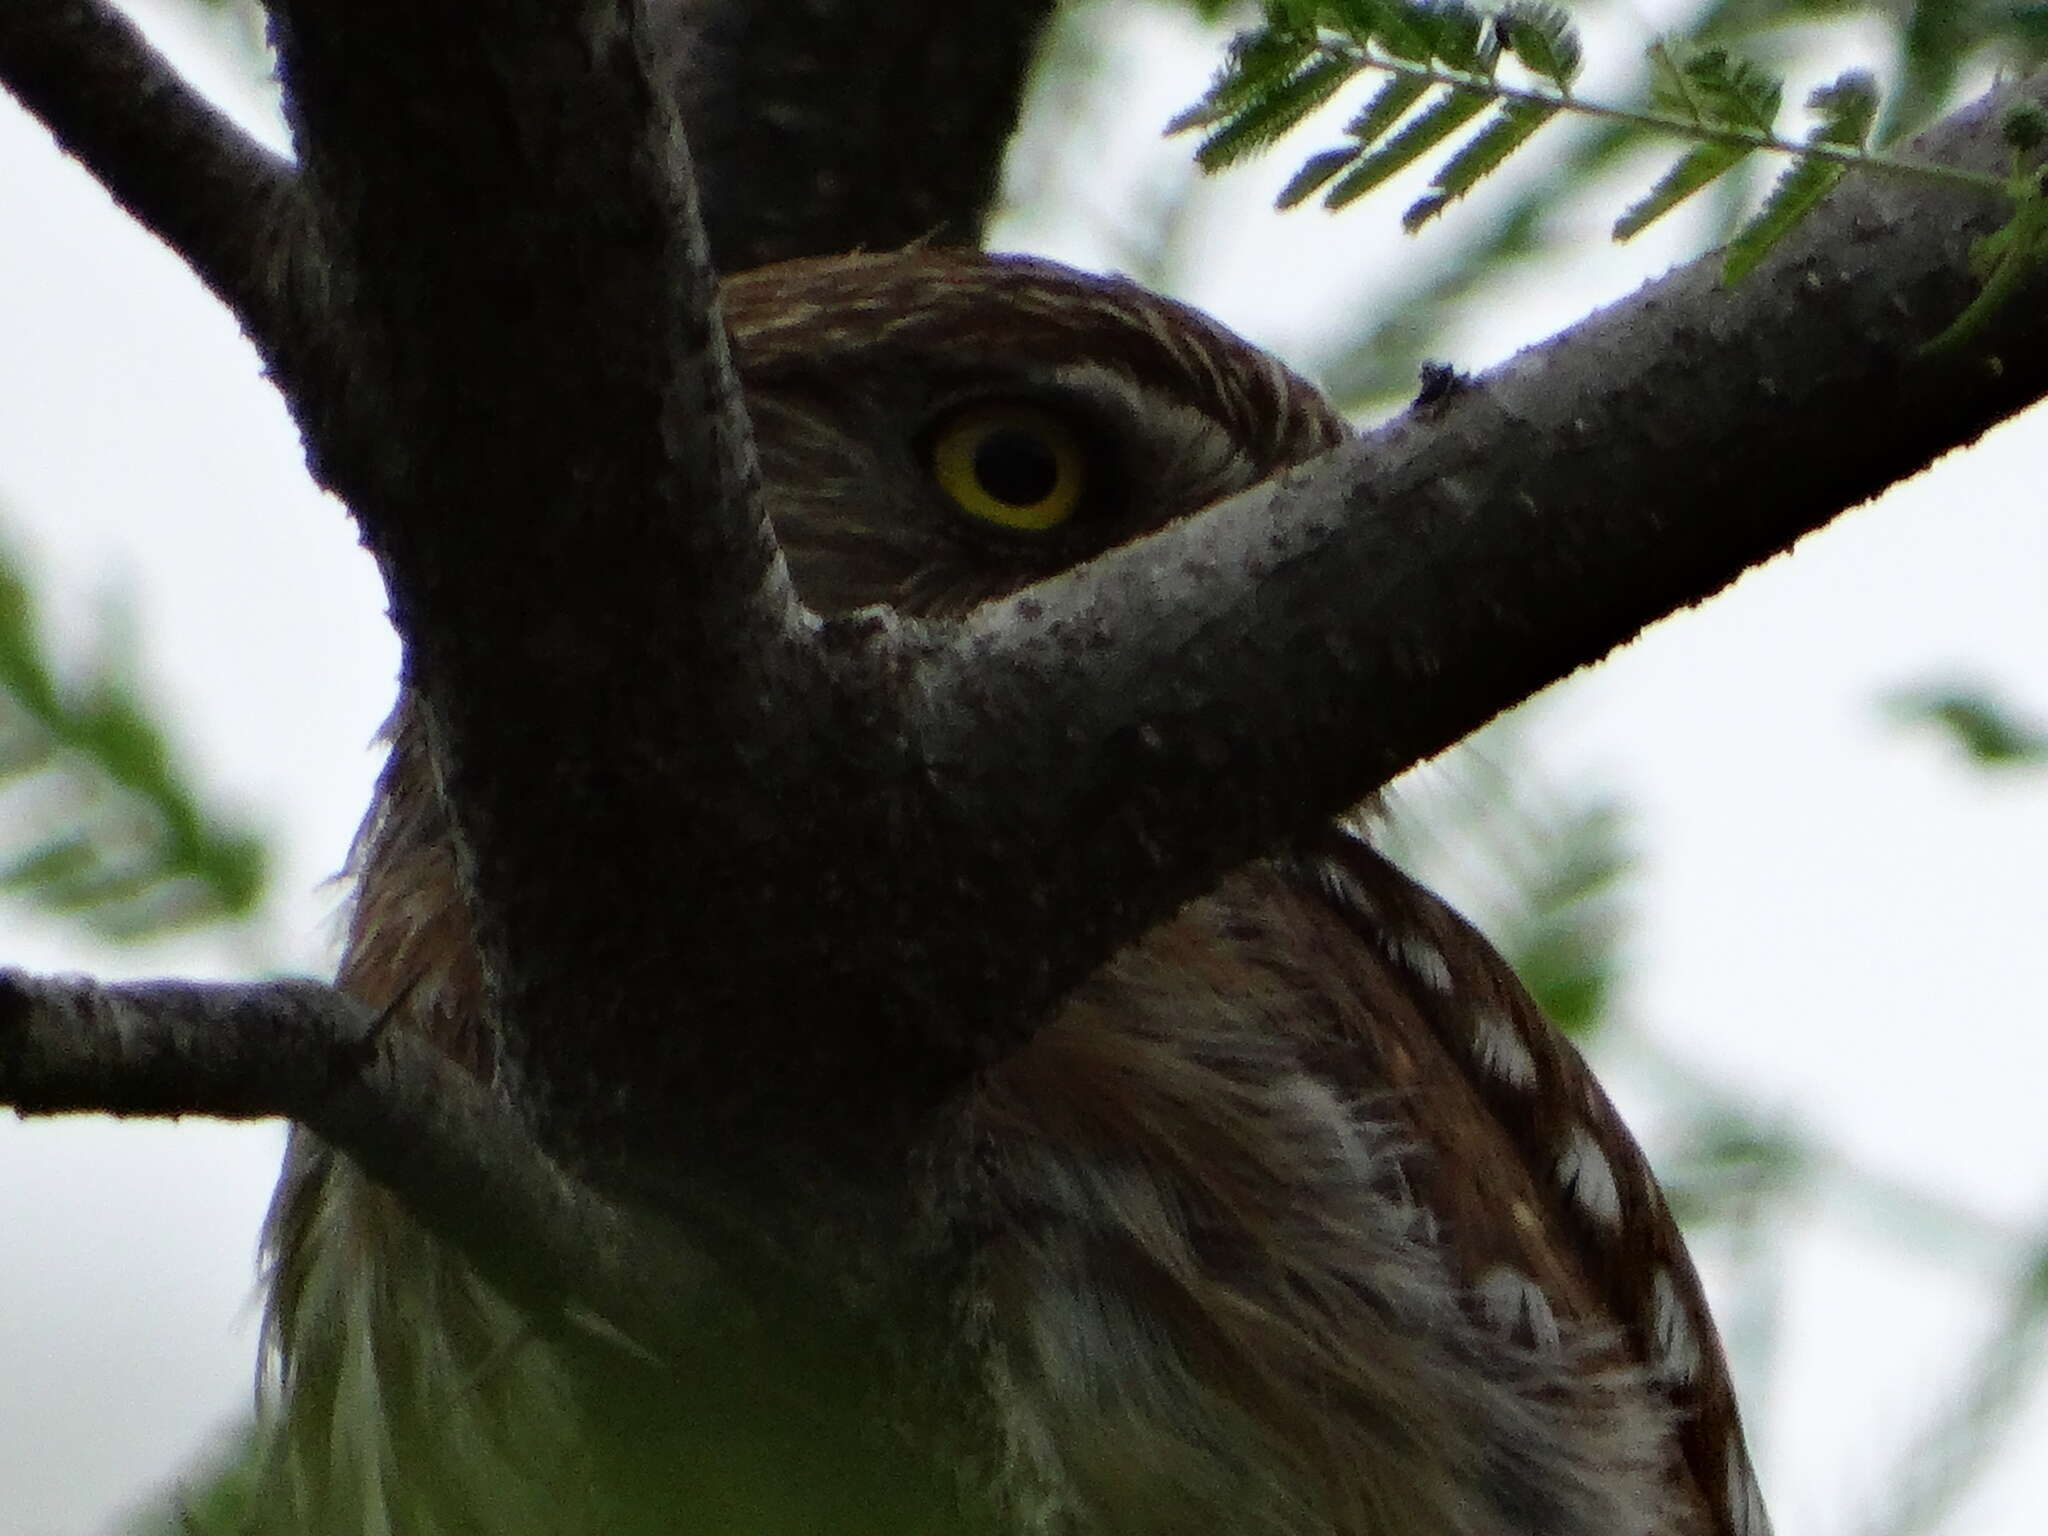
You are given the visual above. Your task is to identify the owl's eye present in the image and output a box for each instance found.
[927,402,1087,533]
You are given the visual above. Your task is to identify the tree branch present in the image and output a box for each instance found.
[247,2,2048,1156]
[0,0,306,352]
[650,0,1057,269]
[8,1,2045,1177]
[881,79,2048,1072]
[479,68,2048,1152]
[262,0,817,1143]
[0,969,741,1365]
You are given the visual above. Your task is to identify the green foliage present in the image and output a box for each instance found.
[1190,48,1366,170]
[125,1426,263,1536]
[1885,681,2048,767]
[1326,82,1494,214]
[0,531,267,939]
[1175,0,2033,305]
[1648,40,1784,135]
[1172,1,1584,230]
[1610,41,1787,239]
[1691,0,2048,146]
[1610,137,1753,239]
[1720,69,1876,280]
[1403,95,1557,227]
[1921,142,2048,351]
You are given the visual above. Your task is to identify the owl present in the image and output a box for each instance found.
[255,250,1768,1536]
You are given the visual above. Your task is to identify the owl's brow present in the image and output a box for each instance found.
[723,252,1345,476]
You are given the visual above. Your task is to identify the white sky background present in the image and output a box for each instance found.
[0,1,2045,1532]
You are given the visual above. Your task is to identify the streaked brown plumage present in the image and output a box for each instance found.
[257,250,1768,1536]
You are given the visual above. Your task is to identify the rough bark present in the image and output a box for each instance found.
[0,969,757,1366]
[652,0,1057,269]
[0,0,304,347]
[0,0,2044,1238]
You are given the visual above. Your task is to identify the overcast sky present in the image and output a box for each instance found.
[1,3,2044,1533]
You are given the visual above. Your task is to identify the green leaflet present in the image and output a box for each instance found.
[1723,71,1875,282]
[1406,97,1560,230]
[1326,86,1491,209]
[1613,138,1753,240]
[1175,0,2035,345]
[1497,2,1581,90]
[1195,51,1365,170]
[0,533,267,939]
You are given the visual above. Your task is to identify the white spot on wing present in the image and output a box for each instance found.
[1470,1006,1538,1089]
[1649,1267,1703,1386]
[1726,1440,1772,1536]
[1555,1125,1623,1228]
[1473,1264,1562,1354]
[1395,932,1453,992]
[1312,858,1377,924]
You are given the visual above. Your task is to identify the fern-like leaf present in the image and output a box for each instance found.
[1344,70,1434,148]
[1808,68,1881,148]
[1723,71,1876,281]
[1613,138,1753,239]
[1326,86,1491,208]
[1652,42,1783,134]
[1180,0,2020,333]
[1194,51,1365,169]
[0,534,267,940]
[1278,146,1362,209]
[1355,0,1441,64]
[1406,97,1559,229]
[1414,2,1495,74]
[1166,24,1319,136]
[1497,1,1581,89]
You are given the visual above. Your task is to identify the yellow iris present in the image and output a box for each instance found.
[929,402,1086,533]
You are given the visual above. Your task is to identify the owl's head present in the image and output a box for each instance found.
[723,251,1349,620]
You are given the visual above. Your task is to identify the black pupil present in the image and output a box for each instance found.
[973,427,1061,507]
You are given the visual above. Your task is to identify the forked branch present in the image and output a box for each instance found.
[0,0,305,352]
[2,5,2047,1176]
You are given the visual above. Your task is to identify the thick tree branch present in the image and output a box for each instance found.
[262,0,819,1142]
[885,82,2048,1068]
[679,76,2048,1126]
[650,0,1057,269]
[534,72,2048,1151]
[243,2,2048,1156]
[0,0,305,351]
[8,1,2046,1173]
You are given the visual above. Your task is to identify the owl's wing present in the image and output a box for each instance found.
[1290,828,1770,1536]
